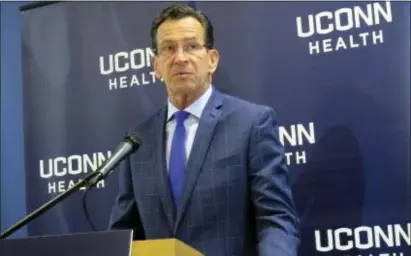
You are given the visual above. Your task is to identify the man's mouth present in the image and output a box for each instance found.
[174,72,191,76]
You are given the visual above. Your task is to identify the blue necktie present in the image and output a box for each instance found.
[169,110,190,210]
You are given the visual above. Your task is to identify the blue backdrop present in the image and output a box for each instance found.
[0,1,32,238]
[2,1,410,255]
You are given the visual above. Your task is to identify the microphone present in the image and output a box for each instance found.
[86,134,141,188]
[0,133,141,239]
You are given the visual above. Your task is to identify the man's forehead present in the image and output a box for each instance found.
[160,37,199,44]
[157,17,205,41]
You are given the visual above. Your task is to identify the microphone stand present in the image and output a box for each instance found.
[0,169,104,239]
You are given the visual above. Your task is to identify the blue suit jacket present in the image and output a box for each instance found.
[109,88,300,255]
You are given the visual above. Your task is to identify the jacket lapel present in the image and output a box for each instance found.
[174,89,224,232]
[154,105,176,232]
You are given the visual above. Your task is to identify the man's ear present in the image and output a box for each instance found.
[151,56,162,79]
[208,48,220,74]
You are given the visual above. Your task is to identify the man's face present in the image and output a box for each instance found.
[152,16,219,96]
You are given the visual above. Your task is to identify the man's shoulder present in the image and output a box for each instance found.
[220,91,276,118]
[127,106,165,134]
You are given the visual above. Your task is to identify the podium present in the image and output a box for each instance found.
[0,230,204,256]
[131,238,203,256]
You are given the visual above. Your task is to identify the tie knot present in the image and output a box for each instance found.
[174,110,190,125]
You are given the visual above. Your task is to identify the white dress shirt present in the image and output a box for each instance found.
[166,85,213,172]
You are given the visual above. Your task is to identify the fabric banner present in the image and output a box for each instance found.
[21,1,177,235]
[21,1,410,255]
[195,1,410,255]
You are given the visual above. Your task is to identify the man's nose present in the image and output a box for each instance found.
[174,47,189,62]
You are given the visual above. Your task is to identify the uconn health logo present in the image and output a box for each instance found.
[296,1,393,55]
[279,122,316,166]
[99,47,159,91]
[39,151,112,194]
[315,223,410,256]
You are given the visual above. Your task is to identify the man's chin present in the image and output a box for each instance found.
[170,82,196,92]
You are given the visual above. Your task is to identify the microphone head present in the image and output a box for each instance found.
[124,133,141,152]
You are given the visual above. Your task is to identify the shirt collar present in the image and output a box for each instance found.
[167,85,213,121]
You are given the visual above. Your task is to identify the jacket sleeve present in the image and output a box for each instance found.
[108,155,145,240]
[248,107,300,256]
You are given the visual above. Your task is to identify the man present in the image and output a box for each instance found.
[109,4,300,255]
